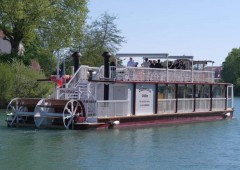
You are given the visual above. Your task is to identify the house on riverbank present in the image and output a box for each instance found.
[0,30,11,54]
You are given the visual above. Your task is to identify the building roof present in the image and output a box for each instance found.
[0,30,5,38]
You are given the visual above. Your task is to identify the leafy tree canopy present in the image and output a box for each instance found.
[0,0,88,53]
[73,12,126,66]
[221,48,240,95]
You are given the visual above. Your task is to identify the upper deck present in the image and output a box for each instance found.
[93,53,215,83]
[64,53,219,92]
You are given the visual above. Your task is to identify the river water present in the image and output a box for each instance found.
[0,98,240,170]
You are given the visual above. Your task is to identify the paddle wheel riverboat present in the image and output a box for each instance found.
[6,52,234,130]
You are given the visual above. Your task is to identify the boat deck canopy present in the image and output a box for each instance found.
[115,53,193,60]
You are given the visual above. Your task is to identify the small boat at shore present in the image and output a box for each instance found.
[6,52,234,130]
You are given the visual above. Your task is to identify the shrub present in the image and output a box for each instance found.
[0,60,54,107]
[0,63,14,102]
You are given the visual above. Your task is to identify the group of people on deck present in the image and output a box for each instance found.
[127,57,162,68]
[168,60,186,69]
[127,57,186,70]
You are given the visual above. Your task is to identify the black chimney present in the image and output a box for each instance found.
[102,51,111,78]
[71,52,81,73]
[102,52,111,100]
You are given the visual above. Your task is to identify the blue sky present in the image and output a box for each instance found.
[88,0,240,66]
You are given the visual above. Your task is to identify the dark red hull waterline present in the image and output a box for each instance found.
[74,111,233,130]
[8,111,233,130]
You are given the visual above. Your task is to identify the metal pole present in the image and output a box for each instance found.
[56,51,60,79]
[166,56,168,82]
[191,59,193,82]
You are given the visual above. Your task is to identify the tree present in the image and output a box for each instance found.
[0,0,88,54]
[74,12,126,66]
[24,37,57,76]
[38,0,88,52]
[0,36,57,76]
[221,48,240,95]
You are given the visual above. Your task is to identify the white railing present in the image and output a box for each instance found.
[66,65,89,88]
[96,66,214,83]
[193,70,214,83]
[177,99,194,113]
[212,98,225,111]
[158,98,227,114]
[65,65,214,83]
[168,69,192,82]
[93,65,104,80]
[96,100,129,117]
[158,99,176,114]
[55,87,79,100]
[195,98,211,112]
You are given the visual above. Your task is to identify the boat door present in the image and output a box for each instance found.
[135,83,156,115]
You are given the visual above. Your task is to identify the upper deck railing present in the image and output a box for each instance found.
[61,53,216,86]
[94,66,215,83]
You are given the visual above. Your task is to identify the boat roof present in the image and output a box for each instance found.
[115,53,193,60]
[115,53,215,63]
[194,60,214,64]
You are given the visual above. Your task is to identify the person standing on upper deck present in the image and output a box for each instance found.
[155,59,162,68]
[127,57,135,67]
[141,58,150,67]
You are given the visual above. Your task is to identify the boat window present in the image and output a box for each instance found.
[177,84,193,98]
[203,85,210,98]
[212,85,225,98]
[186,85,193,98]
[158,84,175,99]
[196,85,204,98]
[178,84,185,98]
[227,86,232,98]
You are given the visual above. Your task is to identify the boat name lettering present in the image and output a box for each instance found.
[140,104,150,107]
[139,88,151,93]
[140,100,150,103]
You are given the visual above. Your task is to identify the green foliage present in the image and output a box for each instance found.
[24,42,57,76]
[0,0,52,51]
[38,0,88,51]
[11,60,54,98]
[0,53,19,63]
[0,42,57,77]
[233,79,240,96]
[74,12,126,67]
[0,63,14,101]
[222,48,240,95]
[0,60,54,105]
[0,0,88,53]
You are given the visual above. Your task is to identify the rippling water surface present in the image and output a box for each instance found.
[0,98,240,170]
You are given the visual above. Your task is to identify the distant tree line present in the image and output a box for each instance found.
[221,48,240,96]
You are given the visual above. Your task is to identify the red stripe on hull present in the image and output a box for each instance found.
[78,112,233,130]
[104,116,224,129]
